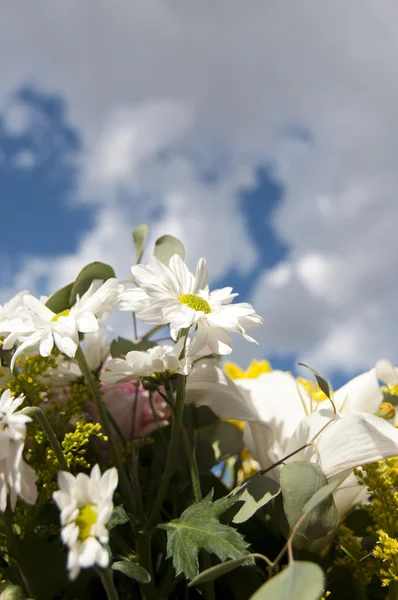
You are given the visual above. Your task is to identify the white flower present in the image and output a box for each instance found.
[0,279,121,369]
[101,338,192,384]
[185,359,398,516]
[118,286,150,313]
[130,255,262,355]
[0,390,38,511]
[53,465,118,581]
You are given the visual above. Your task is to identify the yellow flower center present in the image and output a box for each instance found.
[51,309,71,322]
[225,360,272,380]
[297,377,331,403]
[75,504,97,541]
[378,402,396,421]
[382,383,398,397]
[179,294,211,314]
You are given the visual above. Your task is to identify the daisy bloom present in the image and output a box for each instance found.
[53,465,118,580]
[101,338,192,385]
[0,279,122,369]
[0,390,38,511]
[131,255,263,355]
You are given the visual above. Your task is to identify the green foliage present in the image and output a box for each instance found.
[231,473,280,524]
[108,505,130,530]
[154,234,185,265]
[132,224,149,264]
[70,261,116,304]
[298,363,332,400]
[280,462,339,540]
[112,560,151,583]
[188,556,252,587]
[45,283,74,313]
[110,337,157,358]
[250,561,324,600]
[159,491,253,580]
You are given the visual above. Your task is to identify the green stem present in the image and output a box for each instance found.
[141,324,165,341]
[97,568,120,600]
[2,511,34,597]
[75,346,135,515]
[21,406,68,471]
[181,427,202,503]
[145,373,186,531]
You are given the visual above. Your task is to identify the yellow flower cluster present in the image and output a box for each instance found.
[333,524,377,586]
[7,354,57,404]
[356,458,398,587]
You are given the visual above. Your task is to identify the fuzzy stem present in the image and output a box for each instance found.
[97,568,120,600]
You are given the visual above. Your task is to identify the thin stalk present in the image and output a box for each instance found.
[145,373,186,531]
[132,312,138,340]
[180,427,202,503]
[97,568,120,600]
[141,324,165,341]
[21,406,68,471]
[2,511,33,597]
[75,346,135,515]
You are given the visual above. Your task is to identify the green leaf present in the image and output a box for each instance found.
[154,234,185,265]
[159,491,253,580]
[303,480,340,515]
[108,505,130,529]
[298,363,331,399]
[250,561,324,600]
[199,420,244,461]
[110,337,157,358]
[70,261,116,304]
[188,556,251,587]
[45,282,74,313]
[231,474,280,524]
[280,462,339,540]
[132,224,149,264]
[112,560,151,583]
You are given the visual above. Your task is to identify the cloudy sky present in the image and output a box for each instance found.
[1,1,398,385]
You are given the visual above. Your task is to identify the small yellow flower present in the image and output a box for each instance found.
[224,359,272,381]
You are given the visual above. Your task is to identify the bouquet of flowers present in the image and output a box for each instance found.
[0,224,397,600]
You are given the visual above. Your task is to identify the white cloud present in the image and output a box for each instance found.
[2,1,398,374]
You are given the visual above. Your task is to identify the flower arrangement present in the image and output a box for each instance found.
[0,225,397,599]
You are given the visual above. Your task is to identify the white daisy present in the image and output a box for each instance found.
[53,465,118,581]
[0,279,122,369]
[131,255,263,355]
[101,338,192,385]
[0,390,38,511]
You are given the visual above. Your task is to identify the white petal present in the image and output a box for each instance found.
[334,368,382,414]
[39,331,54,357]
[317,412,398,479]
[76,312,99,333]
[375,359,398,385]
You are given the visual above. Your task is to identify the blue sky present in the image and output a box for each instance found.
[2,1,398,390]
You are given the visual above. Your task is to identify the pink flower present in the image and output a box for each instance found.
[89,382,171,440]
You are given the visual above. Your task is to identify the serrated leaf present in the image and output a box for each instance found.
[188,555,251,587]
[250,561,324,600]
[159,491,253,580]
[154,234,185,265]
[45,282,74,313]
[70,261,116,304]
[108,505,130,530]
[132,224,149,264]
[110,337,157,358]
[231,474,280,524]
[112,560,151,583]
[280,462,339,540]
[298,363,331,399]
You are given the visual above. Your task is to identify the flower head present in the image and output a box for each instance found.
[0,390,37,511]
[101,338,192,385]
[0,279,122,369]
[130,255,262,355]
[53,465,118,580]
